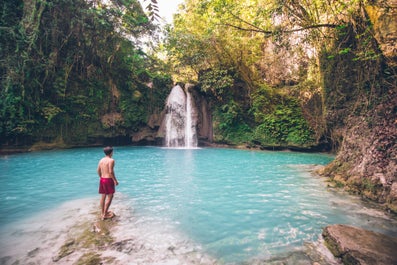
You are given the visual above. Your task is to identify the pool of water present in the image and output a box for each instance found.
[1,146,396,264]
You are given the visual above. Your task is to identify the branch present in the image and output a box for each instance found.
[286,23,339,32]
[221,22,339,38]
[222,23,273,35]
[224,10,339,38]
[229,11,267,33]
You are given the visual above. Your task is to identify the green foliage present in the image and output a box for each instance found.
[251,87,315,146]
[252,105,314,146]
[199,68,235,102]
[0,0,170,145]
[165,0,362,148]
[321,14,386,120]
[41,102,63,122]
[217,101,242,130]
[250,84,275,123]
[2,0,379,150]
[213,100,252,144]
[142,0,160,22]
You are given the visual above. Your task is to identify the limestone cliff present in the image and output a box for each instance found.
[322,0,397,212]
[365,2,397,66]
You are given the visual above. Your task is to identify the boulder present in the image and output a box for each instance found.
[322,224,397,265]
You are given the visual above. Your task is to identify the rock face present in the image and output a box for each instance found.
[365,1,397,67]
[322,224,397,265]
[323,87,397,212]
[321,0,397,213]
[188,84,213,143]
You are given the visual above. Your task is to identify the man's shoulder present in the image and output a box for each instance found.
[104,157,114,163]
[99,157,111,163]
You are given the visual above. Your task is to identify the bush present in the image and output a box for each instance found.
[252,100,315,146]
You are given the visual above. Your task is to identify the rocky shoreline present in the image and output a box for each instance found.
[51,213,397,265]
[45,215,397,265]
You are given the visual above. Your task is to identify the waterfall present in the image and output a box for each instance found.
[185,91,196,148]
[164,85,197,148]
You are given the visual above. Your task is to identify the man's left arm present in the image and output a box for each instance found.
[110,159,119,185]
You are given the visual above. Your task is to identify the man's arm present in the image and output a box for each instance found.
[97,163,102,177]
[109,159,119,185]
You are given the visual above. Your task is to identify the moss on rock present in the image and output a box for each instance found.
[53,218,117,263]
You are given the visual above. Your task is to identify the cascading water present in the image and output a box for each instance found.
[185,91,197,148]
[164,85,197,148]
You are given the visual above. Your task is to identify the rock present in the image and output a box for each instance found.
[324,87,397,213]
[389,183,397,201]
[101,112,123,128]
[333,174,347,185]
[131,127,158,143]
[322,224,397,265]
[27,247,40,257]
[365,1,397,66]
[389,183,397,212]
[147,112,162,129]
[52,239,75,262]
[111,238,144,253]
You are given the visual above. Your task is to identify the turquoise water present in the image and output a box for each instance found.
[1,146,396,264]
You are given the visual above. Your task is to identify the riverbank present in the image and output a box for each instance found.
[0,137,334,155]
[0,141,102,155]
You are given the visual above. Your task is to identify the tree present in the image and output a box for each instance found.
[0,0,170,145]
[164,0,376,147]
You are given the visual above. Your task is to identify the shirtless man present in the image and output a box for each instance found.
[97,146,119,220]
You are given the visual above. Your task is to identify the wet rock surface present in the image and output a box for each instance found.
[323,224,397,265]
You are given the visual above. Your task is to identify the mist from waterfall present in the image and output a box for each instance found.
[164,85,197,148]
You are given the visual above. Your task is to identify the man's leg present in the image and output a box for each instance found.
[100,194,106,218]
[103,193,114,218]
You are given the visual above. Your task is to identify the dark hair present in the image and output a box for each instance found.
[103,146,113,155]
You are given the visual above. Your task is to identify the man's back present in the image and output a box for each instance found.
[98,157,114,178]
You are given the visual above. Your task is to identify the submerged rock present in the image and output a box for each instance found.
[322,224,397,265]
[52,239,75,262]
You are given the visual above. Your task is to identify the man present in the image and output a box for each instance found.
[97,146,119,220]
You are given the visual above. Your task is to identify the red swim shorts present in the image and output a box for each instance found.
[99,177,115,194]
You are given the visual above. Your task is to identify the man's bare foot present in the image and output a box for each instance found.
[102,211,115,220]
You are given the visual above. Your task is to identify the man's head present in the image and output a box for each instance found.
[103,146,113,156]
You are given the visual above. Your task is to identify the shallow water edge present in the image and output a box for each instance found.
[0,195,342,265]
